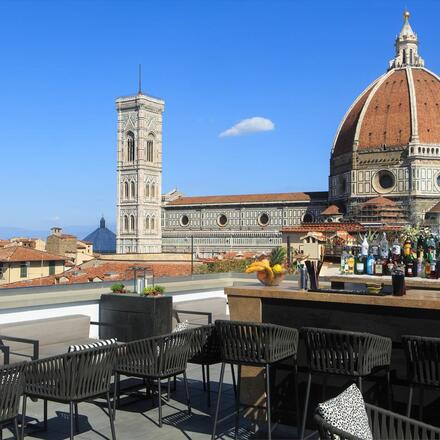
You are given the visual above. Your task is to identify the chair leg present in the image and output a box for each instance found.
[234,365,242,440]
[407,385,414,418]
[106,392,116,440]
[300,372,312,440]
[202,364,206,391]
[167,378,171,402]
[419,387,424,421]
[357,376,363,394]
[21,395,27,440]
[183,371,191,415]
[69,402,74,440]
[157,379,163,428]
[230,364,237,400]
[212,362,225,440]
[43,399,48,431]
[74,403,79,433]
[113,372,119,421]
[173,375,177,391]
[265,364,272,440]
[293,364,301,437]
[386,368,392,410]
[13,418,19,440]
[206,365,211,408]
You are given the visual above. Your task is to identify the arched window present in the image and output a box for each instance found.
[145,216,150,230]
[130,181,136,198]
[402,50,407,65]
[151,183,156,199]
[130,215,135,231]
[127,132,135,162]
[124,215,129,232]
[147,134,154,162]
[151,217,155,231]
[145,183,150,198]
[410,49,413,65]
[124,182,129,199]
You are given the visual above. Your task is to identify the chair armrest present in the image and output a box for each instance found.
[0,345,10,365]
[174,310,212,324]
[0,335,39,360]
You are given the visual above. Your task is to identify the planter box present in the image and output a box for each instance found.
[99,293,172,342]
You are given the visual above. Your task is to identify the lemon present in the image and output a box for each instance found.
[272,264,284,275]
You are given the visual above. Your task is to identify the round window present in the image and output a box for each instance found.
[258,213,270,226]
[180,215,189,226]
[373,170,396,193]
[217,214,228,227]
[302,213,313,223]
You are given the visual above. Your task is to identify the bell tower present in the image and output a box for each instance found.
[115,90,165,254]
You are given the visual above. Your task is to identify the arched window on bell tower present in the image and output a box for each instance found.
[151,216,155,231]
[124,215,129,232]
[146,133,154,162]
[130,215,135,231]
[127,132,135,162]
[130,181,136,198]
[151,183,156,199]
[145,183,150,198]
[124,182,129,199]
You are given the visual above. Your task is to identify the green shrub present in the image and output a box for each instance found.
[110,283,125,293]
[194,259,251,274]
[143,285,165,296]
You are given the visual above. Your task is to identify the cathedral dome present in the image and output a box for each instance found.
[332,12,440,158]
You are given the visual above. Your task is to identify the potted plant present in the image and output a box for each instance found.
[143,285,165,296]
[110,283,127,293]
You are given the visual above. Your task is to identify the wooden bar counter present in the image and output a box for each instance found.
[225,283,440,426]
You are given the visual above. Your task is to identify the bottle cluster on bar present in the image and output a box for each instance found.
[340,233,440,278]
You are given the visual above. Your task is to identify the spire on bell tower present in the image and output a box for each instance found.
[389,11,424,70]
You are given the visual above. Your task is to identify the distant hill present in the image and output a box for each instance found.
[0,223,116,241]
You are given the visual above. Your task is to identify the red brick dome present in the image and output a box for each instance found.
[332,67,440,157]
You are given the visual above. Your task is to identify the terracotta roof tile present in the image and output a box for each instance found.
[167,191,328,206]
[321,205,342,215]
[428,201,440,213]
[361,196,397,207]
[0,246,66,263]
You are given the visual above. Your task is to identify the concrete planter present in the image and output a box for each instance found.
[99,293,172,342]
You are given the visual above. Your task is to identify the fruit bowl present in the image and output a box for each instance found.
[257,271,285,287]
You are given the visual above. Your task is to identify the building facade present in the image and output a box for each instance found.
[115,92,164,254]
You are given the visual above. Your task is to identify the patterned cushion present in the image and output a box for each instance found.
[68,338,117,353]
[173,320,191,332]
[317,384,373,440]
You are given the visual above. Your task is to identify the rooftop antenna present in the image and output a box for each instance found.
[138,64,142,94]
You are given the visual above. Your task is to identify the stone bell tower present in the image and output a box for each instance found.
[116,89,165,254]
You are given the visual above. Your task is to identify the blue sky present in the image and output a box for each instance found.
[1,0,439,233]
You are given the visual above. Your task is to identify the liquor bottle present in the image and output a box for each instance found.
[425,254,432,278]
[379,233,389,259]
[347,251,355,275]
[429,250,437,279]
[370,240,379,258]
[404,253,415,277]
[366,252,375,275]
[340,248,347,274]
[361,236,369,257]
[375,257,383,276]
[391,238,401,263]
[355,254,365,275]
[417,255,424,278]
[386,258,394,276]
[403,239,412,258]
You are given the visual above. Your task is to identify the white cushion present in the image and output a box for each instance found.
[173,320,191,332]
[68,338,117,353]
[317,384,373,440]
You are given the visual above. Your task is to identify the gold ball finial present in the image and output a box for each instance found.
[404,10,410,20]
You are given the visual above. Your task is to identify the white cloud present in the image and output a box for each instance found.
[219,117,275,137]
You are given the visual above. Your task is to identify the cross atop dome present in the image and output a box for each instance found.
[389,11,424,70]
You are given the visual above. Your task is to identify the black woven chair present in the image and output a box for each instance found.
[402,334,440,420]
[0,363,26,439]
[300,327,392,440]
[23,345,118,440]
[212,320,299,440]
[189,324,237,408]
[114,329,193,428]
[314,402,440,440]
